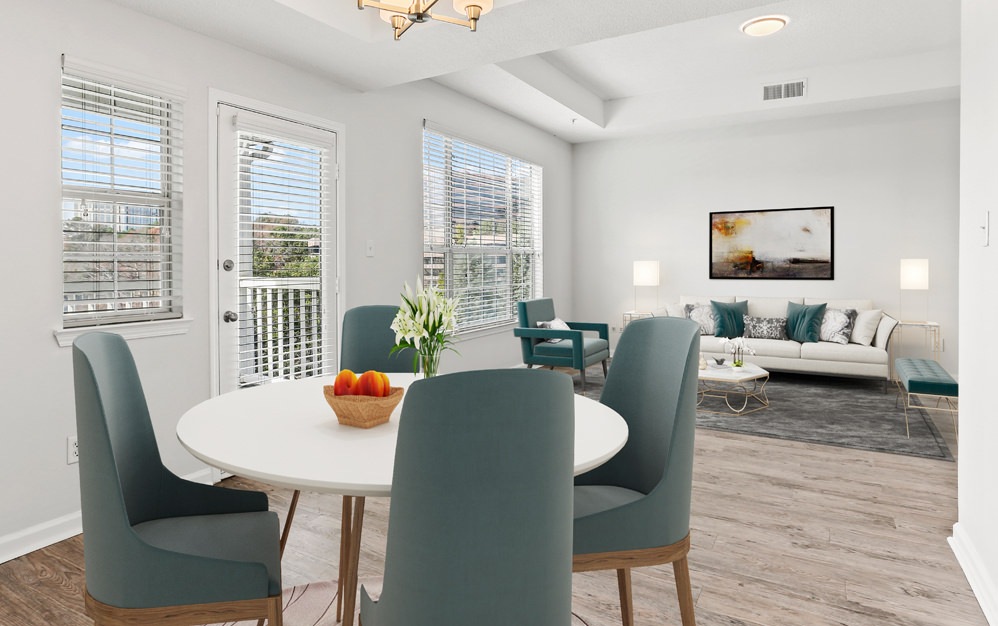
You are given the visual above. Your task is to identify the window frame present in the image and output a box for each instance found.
[60,58,184,329]
[422,124,543,333]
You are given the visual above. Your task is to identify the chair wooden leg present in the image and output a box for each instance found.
[602,359,608,378]
[268,594,284,626]
[616,568,634,626]
[673,556,697,626]
[580,367,587,393]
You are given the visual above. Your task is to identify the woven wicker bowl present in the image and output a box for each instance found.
[322,386,404,429]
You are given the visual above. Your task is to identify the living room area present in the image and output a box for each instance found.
[2,1,997,625]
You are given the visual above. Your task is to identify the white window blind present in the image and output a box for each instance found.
[234,127,334,385]
[423,126,543,332]
[61,67,183,327]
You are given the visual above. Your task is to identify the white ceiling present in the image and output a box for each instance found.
[106,0,961,143]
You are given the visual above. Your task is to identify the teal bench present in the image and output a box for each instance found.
[894,357,958,438]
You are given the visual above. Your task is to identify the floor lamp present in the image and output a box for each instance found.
[633,260,660,313]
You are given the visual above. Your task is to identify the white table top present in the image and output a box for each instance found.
[698,362,769,383]
[177,373,629,497]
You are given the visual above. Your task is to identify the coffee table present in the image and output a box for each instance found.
[697,362,770,414]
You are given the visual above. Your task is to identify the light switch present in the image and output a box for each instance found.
[366,239,375,257]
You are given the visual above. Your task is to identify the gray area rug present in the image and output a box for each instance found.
[572,364,953,461]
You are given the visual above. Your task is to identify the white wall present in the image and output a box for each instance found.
[571,101,960,376]
[0,0,572,559]
[951,1,998,622]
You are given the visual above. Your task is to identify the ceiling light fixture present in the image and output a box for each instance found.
[740,15,788,37]
[359,0,494,41]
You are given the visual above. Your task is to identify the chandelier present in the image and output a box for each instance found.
[358,0,494,40]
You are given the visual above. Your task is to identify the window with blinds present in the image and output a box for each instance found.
[61,68,183,327]
[423,127,543,332]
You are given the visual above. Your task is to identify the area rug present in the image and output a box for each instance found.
[573,365,953,461]
[206,580,596,625]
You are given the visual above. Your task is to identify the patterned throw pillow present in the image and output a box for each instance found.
[742,315,788,340]
[819,308,857,345]
[684,303,715,335]
[536,317,571,343]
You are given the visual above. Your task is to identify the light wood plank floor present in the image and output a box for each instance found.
[0,426,982,626]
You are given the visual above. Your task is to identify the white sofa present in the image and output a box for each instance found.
[660,296,898,380]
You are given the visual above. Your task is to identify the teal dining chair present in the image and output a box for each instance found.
[341,305,414,373]
[513,298,610,392]
[360,369,575,626]
[72,332,283,625]
[573,316,701,626]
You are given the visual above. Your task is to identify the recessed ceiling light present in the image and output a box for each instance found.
[740,15,789,37]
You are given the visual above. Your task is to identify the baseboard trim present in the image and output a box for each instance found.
[0,468,218,564]
[0,511,82,565]
[950,522,998,625]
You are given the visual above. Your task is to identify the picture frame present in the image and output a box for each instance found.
[709,207,834,280]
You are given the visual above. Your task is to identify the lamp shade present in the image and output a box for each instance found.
[633,261,660,287]
[900,258,929,290]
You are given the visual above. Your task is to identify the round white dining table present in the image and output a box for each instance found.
[177,372,627,626]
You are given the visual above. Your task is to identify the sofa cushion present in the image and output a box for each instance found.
[739,297,802,319]
[850,309,883,346]
[746,338,803,358]
[534,336,609,358]
[743,315,788,340]
[801,341,887,365]
[819,308,857,345]
[787,302,826,343]
[684,303,716,335]
[697,335,729,353]
[712,300,748,337]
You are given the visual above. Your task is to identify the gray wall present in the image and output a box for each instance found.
[571,101,960,376]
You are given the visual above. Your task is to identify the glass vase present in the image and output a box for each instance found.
[420,350,440,378]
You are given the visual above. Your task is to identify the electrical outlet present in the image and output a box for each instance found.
[67,436,79,465]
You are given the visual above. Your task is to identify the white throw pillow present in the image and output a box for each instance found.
[849,309,883,346]
[537,317,570,343]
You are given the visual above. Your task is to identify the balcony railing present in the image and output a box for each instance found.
[237,277,331,387]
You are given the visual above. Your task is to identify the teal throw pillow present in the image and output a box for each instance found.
[711,300,748,338]
[786,302,827,343]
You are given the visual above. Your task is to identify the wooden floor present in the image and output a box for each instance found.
[0,422,982,626]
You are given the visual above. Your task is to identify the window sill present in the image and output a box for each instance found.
[53,317,194,348]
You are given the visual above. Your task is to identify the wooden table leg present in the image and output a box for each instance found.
[339,496,366,626]
[337,496,353,622]
[279,489,301,558]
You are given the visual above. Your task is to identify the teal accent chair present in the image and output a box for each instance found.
[514,298,610,392]
[341,305,414,373]
[72,332,283,625]
[360,369,575,626]
[573,317,700,626]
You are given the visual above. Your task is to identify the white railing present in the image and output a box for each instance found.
[238,277,330,387]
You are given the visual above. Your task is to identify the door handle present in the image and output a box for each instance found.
[223,310,239,323]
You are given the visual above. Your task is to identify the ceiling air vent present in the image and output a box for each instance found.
[762,78,807,101]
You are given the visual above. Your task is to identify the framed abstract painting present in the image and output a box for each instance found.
[709,207,834,280]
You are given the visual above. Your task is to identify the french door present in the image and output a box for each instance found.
[216,104,338,393]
